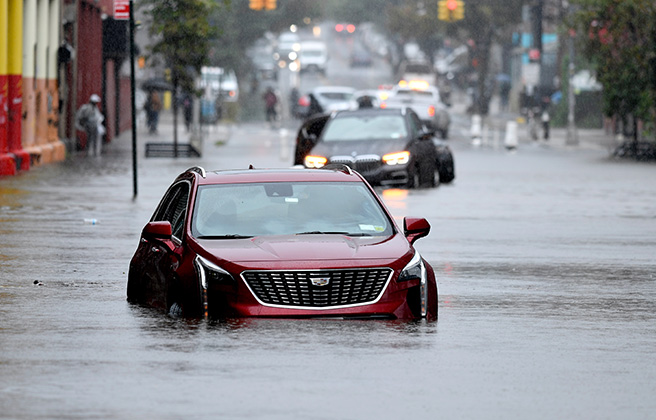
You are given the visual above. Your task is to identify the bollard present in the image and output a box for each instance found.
[471,114,482,146]
[279,128,289,161]
[504,121,518,150]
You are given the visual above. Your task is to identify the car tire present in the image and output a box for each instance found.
[406,166,420,189]
[438,158,455,184]
[168,302,183,317]
[418,158,438,188]
[126,270,143,303]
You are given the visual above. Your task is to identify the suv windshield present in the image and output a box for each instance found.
[192,182,393,238]
[322,115,408,141]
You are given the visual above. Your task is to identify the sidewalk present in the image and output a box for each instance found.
[453,92,617,154]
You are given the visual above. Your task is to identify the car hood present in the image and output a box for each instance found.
[196,233,410,263]
[311,138,410,158]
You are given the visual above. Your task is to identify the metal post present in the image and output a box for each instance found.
[566,27,578,145]
[129,0,138,196]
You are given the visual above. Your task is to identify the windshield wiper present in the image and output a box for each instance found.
[296,231,372,236]
[196,234,253,239]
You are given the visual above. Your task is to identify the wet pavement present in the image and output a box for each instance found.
[1,111,655,419]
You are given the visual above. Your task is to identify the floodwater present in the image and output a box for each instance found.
[1,122,655,419]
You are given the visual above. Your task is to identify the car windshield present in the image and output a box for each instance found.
[192,182,393,238]
[322,115,408,141]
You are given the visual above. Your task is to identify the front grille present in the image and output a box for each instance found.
[242,268,392,308]
[330,155,382,175]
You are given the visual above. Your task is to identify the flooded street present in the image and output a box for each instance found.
[1,120,655,419]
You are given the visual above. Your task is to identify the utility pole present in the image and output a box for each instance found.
[565,3,578,146]
[129,0,138,196]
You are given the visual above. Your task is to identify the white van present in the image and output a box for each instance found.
[299,41,328,74]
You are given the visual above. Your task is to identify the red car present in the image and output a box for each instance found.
[127,165,438,320]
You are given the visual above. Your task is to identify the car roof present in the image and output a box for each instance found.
[332,107,407,118]
[188,167,364,186]
[312,86,356,94]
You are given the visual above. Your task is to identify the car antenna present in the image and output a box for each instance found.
[249,164,255,169]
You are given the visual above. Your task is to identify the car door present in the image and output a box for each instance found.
[293,114,330,165]
[140,182,190,310]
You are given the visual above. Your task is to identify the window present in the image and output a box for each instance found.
[153,182,190,241]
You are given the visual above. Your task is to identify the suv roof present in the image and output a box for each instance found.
[182,166,363,186]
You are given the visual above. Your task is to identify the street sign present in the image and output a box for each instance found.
[115,0,130,20]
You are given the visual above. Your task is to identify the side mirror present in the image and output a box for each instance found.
[403,217,430,245]
[142,221,172,240]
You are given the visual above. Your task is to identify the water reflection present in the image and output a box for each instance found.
[128,302,437,353]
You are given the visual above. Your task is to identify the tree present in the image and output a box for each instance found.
[139,0,218,155]
[571,0,656,144]
[140,0,218,93]
[383,0,524,115]
[207,0,326,75]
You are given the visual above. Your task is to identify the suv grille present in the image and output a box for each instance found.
[242,268,392,308]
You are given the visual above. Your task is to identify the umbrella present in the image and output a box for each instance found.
[142,77,174,91]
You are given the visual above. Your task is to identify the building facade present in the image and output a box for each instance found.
[0,0,131,176]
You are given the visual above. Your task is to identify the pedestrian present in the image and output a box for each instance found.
[145,89,162,134]
[541,97,551,140]
[263,87,278,123]
[75,94,105,156]
[181,93,193,131]
[307,93,323,117]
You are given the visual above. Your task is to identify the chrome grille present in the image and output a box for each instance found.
[242,268,392,308]
[330,155,382,175]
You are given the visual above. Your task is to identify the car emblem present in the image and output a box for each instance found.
[310,277,330,287]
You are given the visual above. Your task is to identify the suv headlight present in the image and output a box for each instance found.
[194,255,236,289]
[398,251,429,317]
[398,251,426,283]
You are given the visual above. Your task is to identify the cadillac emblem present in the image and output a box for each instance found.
[310,277,330,287]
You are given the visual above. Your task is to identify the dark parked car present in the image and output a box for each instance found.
[294,108,455,187]
[127,166,438,320]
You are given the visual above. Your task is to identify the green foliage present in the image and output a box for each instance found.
[206,0,325,75]
[139,0,219,93]
[572,0,656,124]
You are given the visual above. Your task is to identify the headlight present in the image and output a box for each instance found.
[305,155,327,168]
[194,255,236,289]
[398,252,429,317]
[398,251,425,283]
[382,151,410,166]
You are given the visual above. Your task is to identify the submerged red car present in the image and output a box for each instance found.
[127,165,438,320]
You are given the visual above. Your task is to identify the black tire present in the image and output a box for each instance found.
[437,155,455,184]
[405,165,420,189]
[126,270,143,303]
[418,158,438,188]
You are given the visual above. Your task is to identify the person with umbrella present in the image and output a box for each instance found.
[145,89,163,134]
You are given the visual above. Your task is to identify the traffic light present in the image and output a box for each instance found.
[438,0,449,21]
[264,0,276,10]
[438,0,464,22]
[249,0,263,10]
[454,0,465,20]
